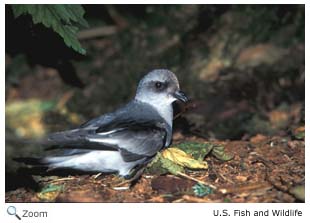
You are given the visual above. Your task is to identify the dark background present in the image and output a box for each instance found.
[5,5,305,195]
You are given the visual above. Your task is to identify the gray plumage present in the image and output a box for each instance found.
[39,69,188,177]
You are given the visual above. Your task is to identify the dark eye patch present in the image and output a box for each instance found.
[153,81,168,91]
[155,82,162,88]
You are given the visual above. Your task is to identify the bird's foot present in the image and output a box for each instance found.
[109,167,146,190]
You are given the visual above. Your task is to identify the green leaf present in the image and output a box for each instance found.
[37,184,64,201]
[146,153,170,175]
[40,184,64,194]
[11,4,88,55]
[11,5,25,17]
[176,142,214,160]
[146,152,185,175]
[223,198,231,202]
[177,141,234,161]
[147,142,234,176]
[293,126,305,140]
[289,185,305,201]
[161,156,185,175]
[192,183,213,197]
[211,145,234,161]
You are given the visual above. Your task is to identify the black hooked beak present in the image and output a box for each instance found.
[173,90,188,103]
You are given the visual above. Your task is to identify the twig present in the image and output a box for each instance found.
[218,182,272,194]
[106,5,128,28]
[152,35,180,56]
[92,173,102,179]
[78,26,118,40]
[78,6,128,41]
[177,172,217,190]
[49,177,76,183]
[173,195,220,203]
[56,91,74,109]
[217,172,235,184]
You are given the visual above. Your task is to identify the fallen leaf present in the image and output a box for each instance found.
[146,152,181,175]
[147,142,233,175]
[192,183,213,197]
[162,147,209,169]
[289,185,305,201]
[37,184,64,201]
[292,126,305,140]
[160,155,185,175]
[250,134,268,144]
[176,142,213,160]
[211,145,234,161]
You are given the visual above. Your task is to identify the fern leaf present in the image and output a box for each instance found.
[11,4,88,55]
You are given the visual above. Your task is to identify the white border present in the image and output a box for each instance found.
[1,2,309,223]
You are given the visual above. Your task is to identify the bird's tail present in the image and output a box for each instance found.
[14,148,90,171]
[13,157,46,166]
[13,155,75,171]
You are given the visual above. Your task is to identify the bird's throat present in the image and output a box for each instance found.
[155,104,173,128]
[135,96,174,128]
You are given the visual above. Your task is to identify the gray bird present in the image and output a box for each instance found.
[38,69,188,179]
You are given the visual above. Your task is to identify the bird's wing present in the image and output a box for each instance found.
[43,118,167,162]
[42,100,169,162]
[42,111,117,149]
[42,128,105,150]
[87,121,167,162]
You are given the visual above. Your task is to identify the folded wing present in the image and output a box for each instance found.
[42,119,167,162]
[41,100,170,162]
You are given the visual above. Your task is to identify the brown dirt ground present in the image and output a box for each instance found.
[5,134,304,203]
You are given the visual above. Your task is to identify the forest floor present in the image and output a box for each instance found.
[5,133,305,203]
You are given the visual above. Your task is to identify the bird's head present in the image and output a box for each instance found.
[135,69,188,107]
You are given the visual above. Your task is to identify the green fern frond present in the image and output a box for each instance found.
[12,4,88,55]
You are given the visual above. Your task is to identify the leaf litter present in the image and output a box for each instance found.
[6,135,304,203]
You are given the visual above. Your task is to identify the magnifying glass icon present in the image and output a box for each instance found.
[7,206,21,220]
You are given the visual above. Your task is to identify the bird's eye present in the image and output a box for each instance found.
[155,82,162,89]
